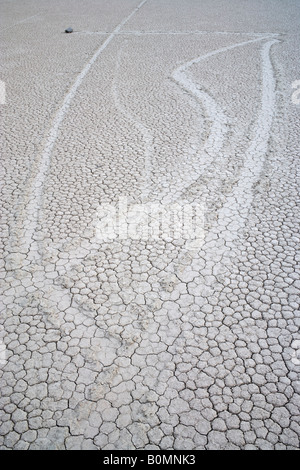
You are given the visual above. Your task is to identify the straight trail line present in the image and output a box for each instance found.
[0,13,41,33]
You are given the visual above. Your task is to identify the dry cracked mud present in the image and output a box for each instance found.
[0,0,300,450]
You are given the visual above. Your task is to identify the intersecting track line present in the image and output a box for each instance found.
[75,30,282,36]
[106,33,279,209]
[20,0,148,258]
[173,35,278,158]
[215,39,280,244]
[126,34,279,205]
[171,34,279,203]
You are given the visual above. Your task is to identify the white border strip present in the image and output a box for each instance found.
[22,0,148,254]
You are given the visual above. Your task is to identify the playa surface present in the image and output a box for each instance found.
[0,0,300,450]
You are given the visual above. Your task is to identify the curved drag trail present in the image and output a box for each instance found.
[1,0,299,451]
[172,36,278,200]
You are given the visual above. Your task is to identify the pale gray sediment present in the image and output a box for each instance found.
[0,0,299,450]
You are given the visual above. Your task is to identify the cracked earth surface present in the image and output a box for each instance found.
[1,0,300,450]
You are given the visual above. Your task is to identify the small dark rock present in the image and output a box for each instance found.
[65,27,73,33]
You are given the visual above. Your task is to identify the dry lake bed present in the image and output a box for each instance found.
[0,0,300,450]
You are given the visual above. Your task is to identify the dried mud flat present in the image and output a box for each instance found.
[0,0,300,450]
